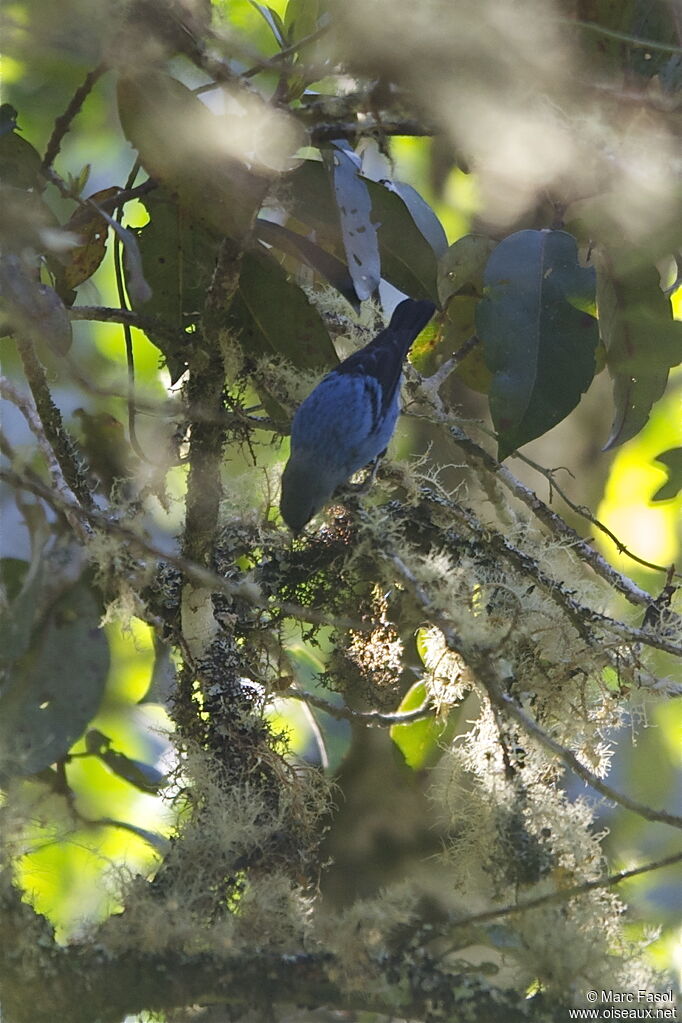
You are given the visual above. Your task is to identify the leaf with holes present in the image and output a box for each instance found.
[59,186,120,292]
[324,140,380,301]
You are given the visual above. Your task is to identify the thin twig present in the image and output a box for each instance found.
[563,17,682,55]
[242,18,332,79]
[449,848,682,930]
[493,689,682,830]
[0,465,366,635]
[14,336,94,511]
[514,450,681,580]
[445,424,655,609]
[418,487,682,659]
[286,686,434,726]
[41,63,107,170]
[388,551,682,833]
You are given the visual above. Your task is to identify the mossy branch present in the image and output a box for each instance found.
[0,881,574,1023]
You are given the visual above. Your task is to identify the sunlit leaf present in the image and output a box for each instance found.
[476,229,598,460]
[651,447,682,502]
[249,0,287,45]
[325,140,380,301]
[390,680,450,770]
[595,254,682,450]
[284,0,319,43]
[0,578,109,779]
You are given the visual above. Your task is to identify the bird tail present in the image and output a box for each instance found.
[388,298,437,353]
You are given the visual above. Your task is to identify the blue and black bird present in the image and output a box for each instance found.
[280,298,436,533]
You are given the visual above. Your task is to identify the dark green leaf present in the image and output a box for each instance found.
[231,246,337,369]
[286,160,443,301]
[285,159,342,245]
[381,179,448,259]
[438,233,496,305]
[0,578,109,779]
[255,217,359,310]
[117,71,269,241]
[595,255,682,449]
[0,104,19,138]
[0,128,43,191]
[651,447,682,502]
[476,229,598,460]
[133,189,221,381]
[0,558,40,664]
[325,141,380,301]
[364,176,442,302]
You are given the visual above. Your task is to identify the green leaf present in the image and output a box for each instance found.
[390,680,451,770]
[595,254,682,450]
[231,246,337,369]
[255,217,359,310]
[249,1,287,46]
[133,189,221,382]
[0,558,41,664]
[364,176,442,302]
[0,578,109,779]
[325,140,380,301]
[284,0,319,43]
[476,229,598,460]
[0,127,43,191]
[651,447,682,502]
[285,158,341,244]
[437,233,496,305]
[381,179,448,259]
[117,71,270,240]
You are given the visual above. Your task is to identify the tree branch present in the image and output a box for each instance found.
[14,336,94,511]
[387,551,682,833]
[41,62,107,171]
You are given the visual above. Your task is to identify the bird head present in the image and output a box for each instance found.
[280,453,339,534]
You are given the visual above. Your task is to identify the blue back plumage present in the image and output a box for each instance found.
[282,298,436,531]
[333,299,436,417]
